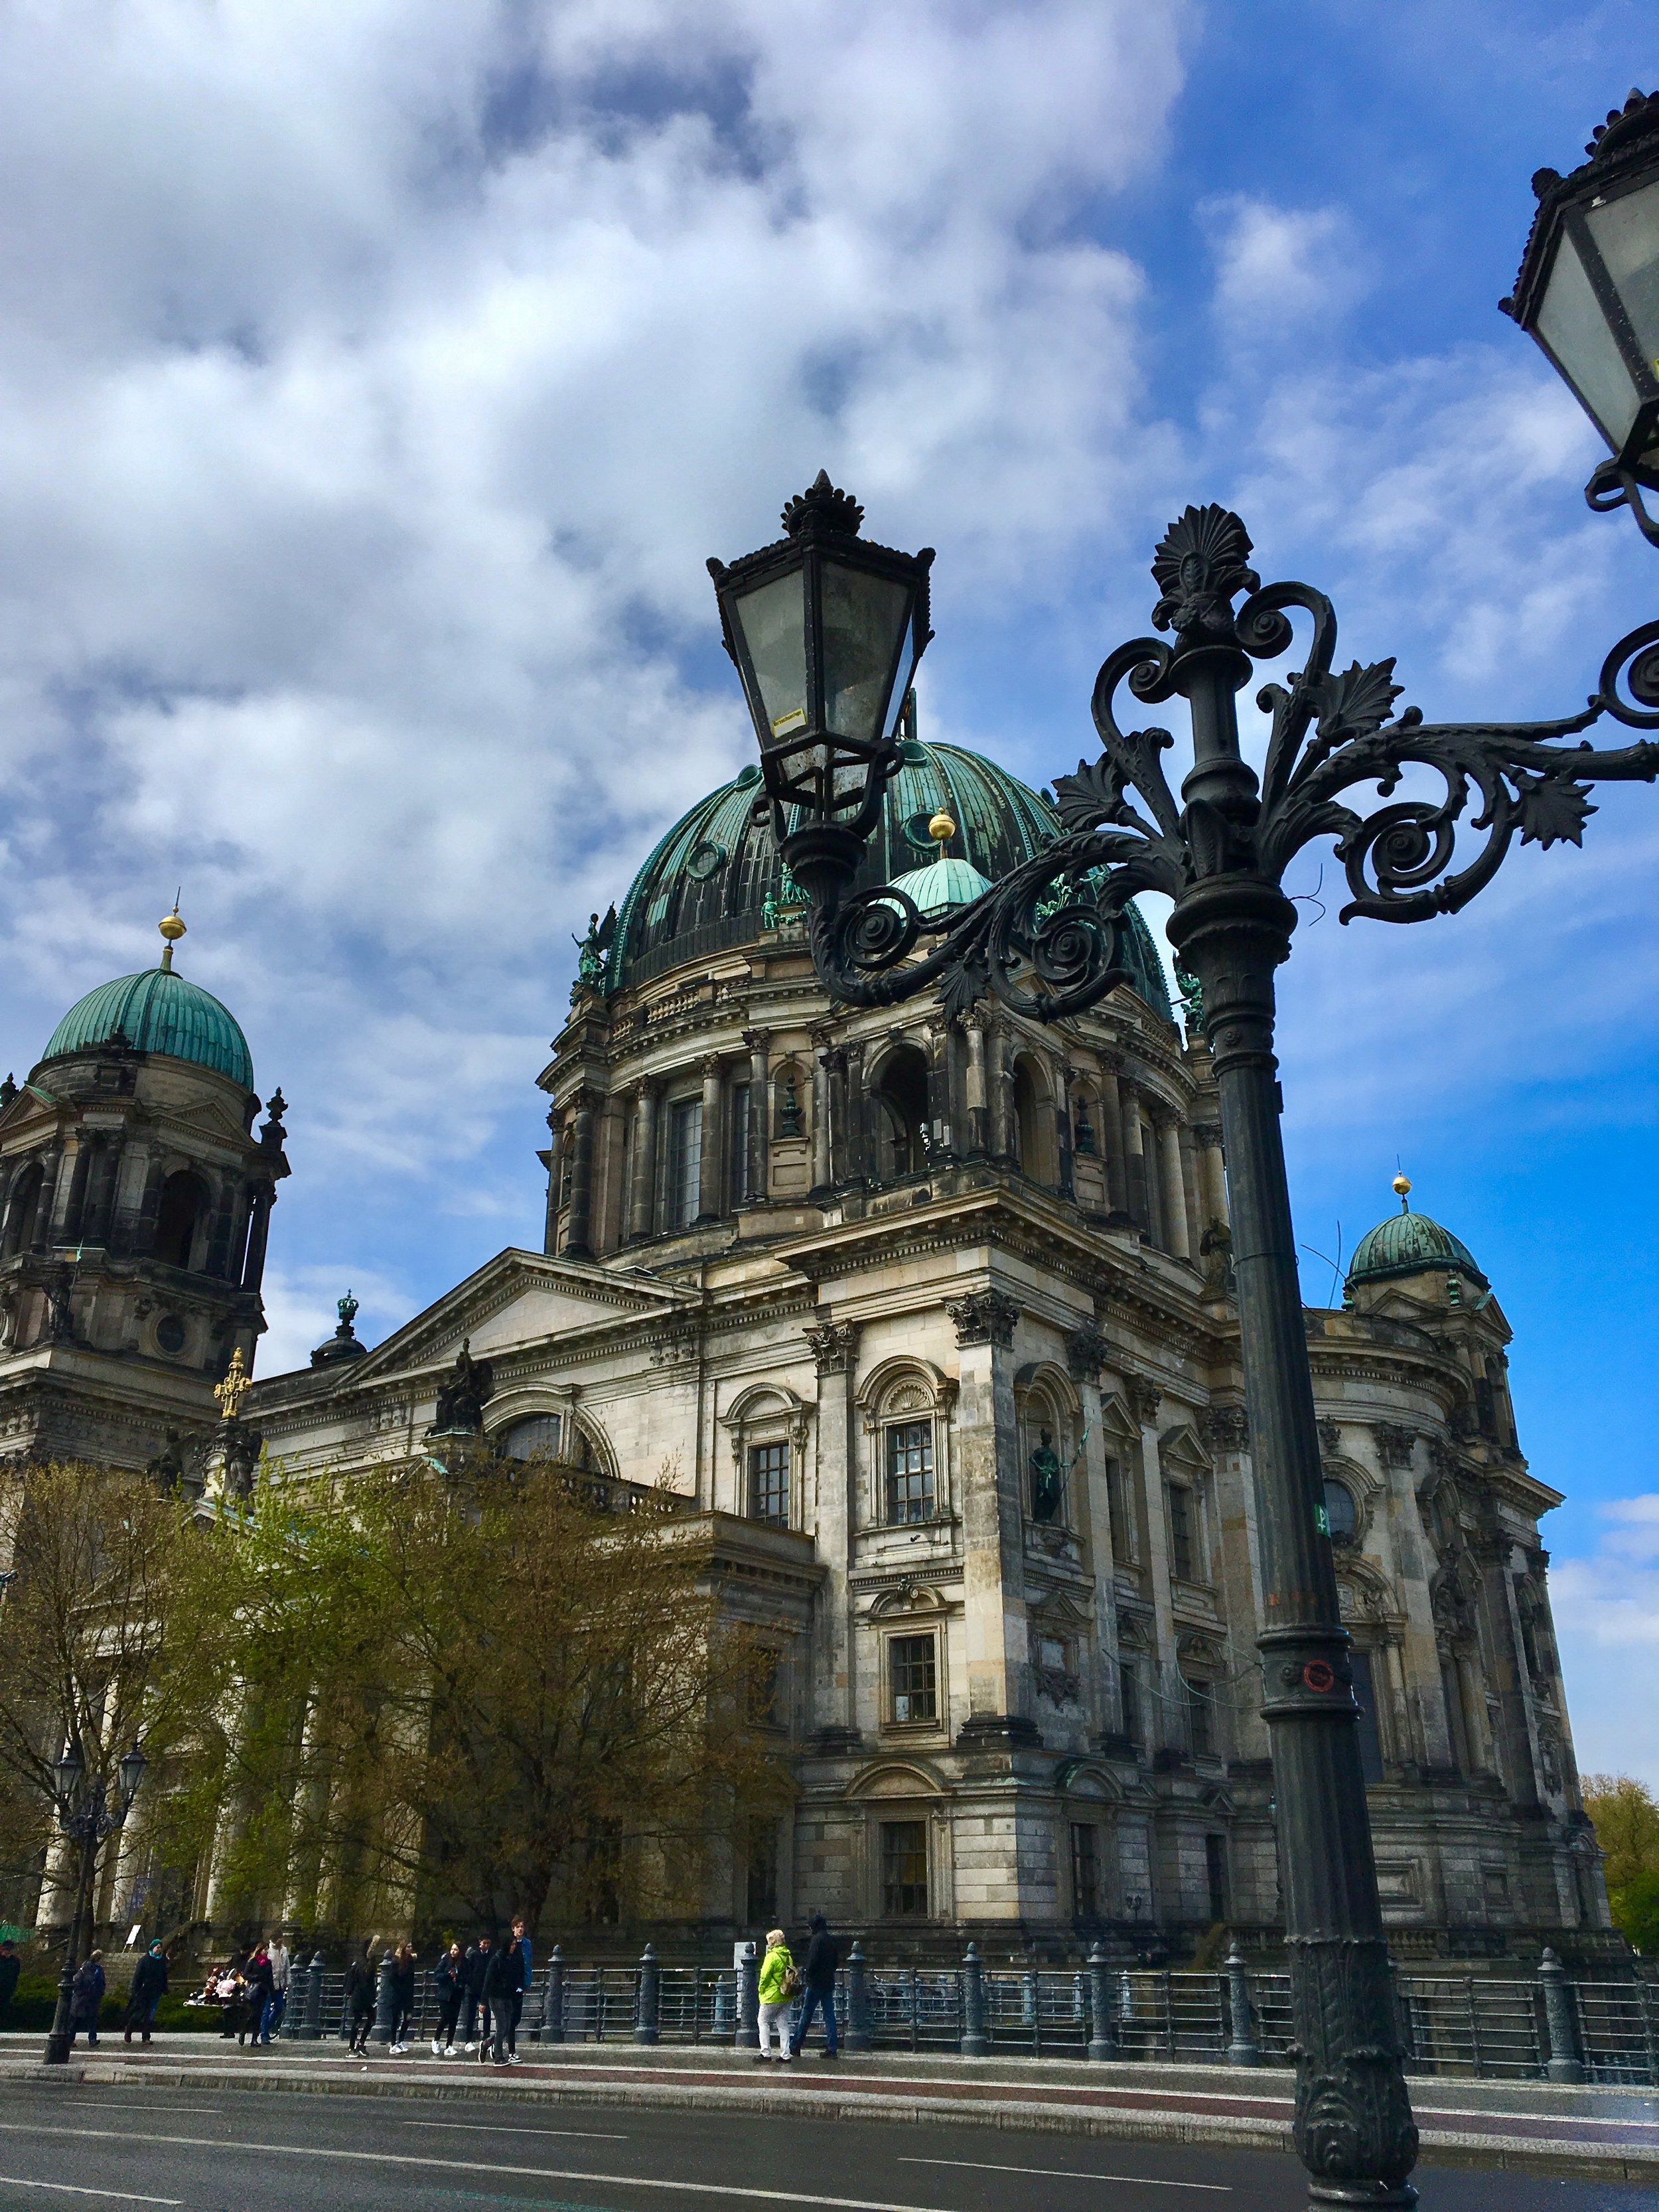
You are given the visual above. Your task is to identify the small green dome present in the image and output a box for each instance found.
[888,854,992,918]
[1346,1197,1486,1291]
[44,968,253,1089]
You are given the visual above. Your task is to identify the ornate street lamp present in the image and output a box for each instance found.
[44,1738,146,2065]
[707,469,934,907]
[711,106,1659,2211]
[1504,88,1659,541]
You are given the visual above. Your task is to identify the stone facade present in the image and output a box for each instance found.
[240,759,1611,1964]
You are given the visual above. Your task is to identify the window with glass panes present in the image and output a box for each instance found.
[749,1441,789,1527]
[1070,1822,1100,1918]
[888,1633,937,1724]
[1168,1483,1195,1581]
[729,1082,753,1205]
[1185,1674,1214,1758]
[667,1098,703,1228]
[885,1420,934,1522]
[881,1820,928,1916]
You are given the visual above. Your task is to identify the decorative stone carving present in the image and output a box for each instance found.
[1127,1376,1161,1425]
[1192,1122,1223,1151]
[1200,1404,1248,1452]
[805,1320,861,1374]
[1063,1322,1108,1382]
[1375,1421,1417,1469]
[945,1290,1019,1349]
[430,1339,495,1433]
[1317,1418,1342,1455]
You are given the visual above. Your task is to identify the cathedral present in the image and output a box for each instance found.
[0,744,1616,1964]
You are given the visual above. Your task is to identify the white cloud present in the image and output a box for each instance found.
[1202,194,1366,335]
[1553,1497,1659,1788]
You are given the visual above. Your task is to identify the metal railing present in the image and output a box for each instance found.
[262,1941,1659,2086]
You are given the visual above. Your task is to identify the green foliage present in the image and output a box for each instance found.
[1609,1871,1659,1956]
[1582,1773,1659,1893]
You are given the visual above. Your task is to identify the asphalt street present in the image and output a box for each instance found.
[0,2080,1654,2212]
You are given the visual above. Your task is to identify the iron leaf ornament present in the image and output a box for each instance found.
[809,502,1659,1019]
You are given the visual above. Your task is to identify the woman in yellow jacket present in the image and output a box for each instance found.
[755,1929,796,2062]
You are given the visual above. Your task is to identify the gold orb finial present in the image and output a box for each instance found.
[158,897,186,974]
[928,810,956,853]
[1392,1171,1411,1213]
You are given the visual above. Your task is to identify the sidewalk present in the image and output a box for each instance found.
[3,2033,1657,2181]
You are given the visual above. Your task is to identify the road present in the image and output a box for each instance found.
[0,2079,1654,2212]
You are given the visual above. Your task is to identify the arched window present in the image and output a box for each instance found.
[155,1171,205,1270]
[1323,1478,1358,1545]
[1011,1057,1055,1185]
[503,1414,564,1461]
[873,1045,928,1179]
[2,1162,42,1258]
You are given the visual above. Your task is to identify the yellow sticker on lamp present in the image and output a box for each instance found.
[770,707,808,736]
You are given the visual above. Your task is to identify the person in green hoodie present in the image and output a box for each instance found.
[755,1927,796,2063]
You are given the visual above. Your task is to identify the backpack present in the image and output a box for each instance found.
[782,1964,803,1998]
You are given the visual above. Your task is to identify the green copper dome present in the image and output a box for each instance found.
[44,968,254,1089]
[607,737,1173,1017]
[887,854,993,918]
[1346,1193,1486,1292]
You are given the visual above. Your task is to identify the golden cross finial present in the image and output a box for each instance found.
[159,896,186,974]
[214,1346,251,1423]
[928,810,956,858]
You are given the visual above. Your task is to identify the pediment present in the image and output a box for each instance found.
[349,1247,695,1383]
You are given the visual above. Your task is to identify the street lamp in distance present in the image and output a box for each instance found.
[43,1739,146,2067]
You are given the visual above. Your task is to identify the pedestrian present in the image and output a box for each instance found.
[755,1927,796,2063]
[480,1929,525,2067]
[432,1941,465,2057]
[242,1943,274,2049]
[462,1935,490,2053]
[508,1913,532,2060]
[211,1956,246,2039]
[344,1941,376,2056]
[68,1949,106,2049]
[388,1941,417,2053]
[0,1939,19,2030]
[266,1931,290,2040]
[123,1941,169,2046]
[792,1913,839,2061]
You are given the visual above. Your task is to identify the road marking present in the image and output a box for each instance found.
[408,2122,630,2139]
[900,2158,1231,2192]
[0,2123,967,2211]
[0,2179,182,2206]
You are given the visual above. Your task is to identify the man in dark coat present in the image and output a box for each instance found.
[343,1941,376,2057]
[480,1933,525,2067]
[68,1950,106,2048]
[0,1941,19,2029]
[123,1943,168,2045]
[793,1914,839,2059]
[461,1936,490,2051]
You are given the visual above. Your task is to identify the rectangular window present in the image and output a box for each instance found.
[668,1098,703,1228]
[1119,1660,1141,1745]
[745,1818,778,1926]
[885,1420,935,1523]
[889,1633,938,1724]
[730,1082,753,1205]
[1185,1675,1214,1759]
[1351,1647,1384,1785]
[1204,1833,1228,1924]
[1106,1457,1129,1562]
[1168,1484,1194,1582]
[749,1441,789,1528]
[1070,1822,1100,1919]
[881,1820,928,1917]
[747,1647,782,1728]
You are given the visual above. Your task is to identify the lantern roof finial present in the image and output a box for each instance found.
[781,471,863,541]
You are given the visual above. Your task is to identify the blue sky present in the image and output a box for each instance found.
[0,0,1652,1777]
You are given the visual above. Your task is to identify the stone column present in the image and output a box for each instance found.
[1159,1118,1191,1260]
[839,1045,863,1183]
[1130,1378,1180,1751]
[1177,1124,1204,1258]
[987,1027,1011,1163]
[1119,1086,1149,1233]
[31,1145,64,1252]
[628,1084,659,1242]
[1193,1121,1228,1231]
[923,1022,951,1158]
[963,1013,988,1157]
[697,1057,723,1222]
[1097,1067,1128,1213]
[241,1185,274,1291]
[946,1290,1036,1741]
[1055,1061,1076,1201]
[805,1319,861,1743]
[743,1030,771,1203]
[58,1138,94,1245]
[810,1038,833,1197]
[543,1106,565,1254]
[563,1090,598,1260]
[1066,1323,1120,1732]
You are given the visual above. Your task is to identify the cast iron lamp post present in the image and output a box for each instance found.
[709,100,1659,2210]
[43,1738,147,2065]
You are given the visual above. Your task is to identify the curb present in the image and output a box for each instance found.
[4,2057,1657,2180]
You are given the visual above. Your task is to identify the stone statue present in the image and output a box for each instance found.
[1200,1216,1234,1294]
[776,1071,804,1137]
[432,1337,494,1435]
[572,906,616,992]
[43,1274,76,1345]
[1030,1424,1086,1525]
[145,1429,188,1487]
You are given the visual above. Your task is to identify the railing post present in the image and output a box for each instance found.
[960,1942,989,2057]
[736,1941,758,2049]
[1539,1947,1586,2085]
[1087,1943,1117,2062]
[539,1947,565,2044]
[1225,1940,1262,2067]
[370,1951,396,2045]
[713,1968,733,2039]
[636,1941,660,2045]
[845,1940,873,2053]
[298,1951,325,2041]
